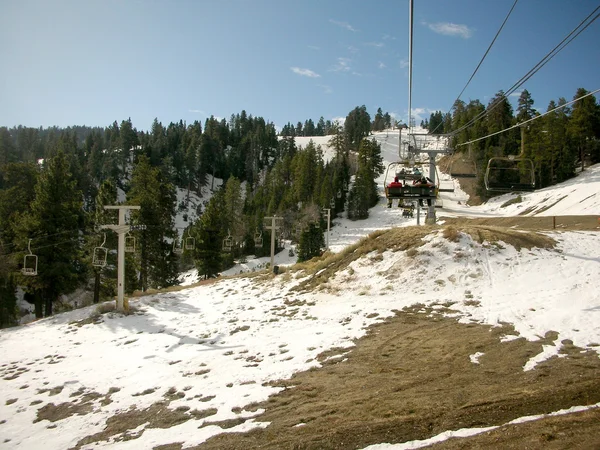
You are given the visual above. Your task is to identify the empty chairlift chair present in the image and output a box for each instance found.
[22,239,38,276]
[254,230,263,248]
[124,233,136,253]
[173,238,184,255]
[185,234,195,251]
[92,234,108,268]
[222,232,233,252]
[484,157,535,192]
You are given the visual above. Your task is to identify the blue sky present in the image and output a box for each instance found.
[1,0,598,131]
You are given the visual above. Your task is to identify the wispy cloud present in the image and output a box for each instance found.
[382,34,396,41]
[329,57,352,73]
[510,91,523,98]
[188,109,205,114]
[364,42,384,48]
[318,84,333,94]
[399,58,409,69]
[308,45,320,51]
[347,45,359,54]
[290,67,321,78]
[424,21,473,39]
[378,61,387,69]
[329,19,357,32]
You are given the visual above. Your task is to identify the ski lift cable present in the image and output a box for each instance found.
[456,87,600,147]
[450,5,600,138]
[429,0,519,135]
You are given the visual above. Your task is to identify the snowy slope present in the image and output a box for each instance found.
[1,136,600,449]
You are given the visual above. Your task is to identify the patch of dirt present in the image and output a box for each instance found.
[70,402,193,450]
[35,388,118,424]
[430,407,600,449]
[440,215,600,232]
[191,307,600,450]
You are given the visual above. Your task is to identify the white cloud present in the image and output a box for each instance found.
[364,42,384,48]
[347,45,359,54]
[382,34,396,41]
[330,57,352,73]
[319,84,333,94]
[329,19,357,32]
[378,61,386,69]
[308,45,320,51]
[290,67,321,78]
[188,109,206,115]
[399,58,409,69]
[510,91,523,97]
[424,21,473,39]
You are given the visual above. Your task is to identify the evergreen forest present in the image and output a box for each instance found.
[1,86,599,327]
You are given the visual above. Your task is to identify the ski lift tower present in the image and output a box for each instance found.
[406,133,452,224]
[102,205,141,312]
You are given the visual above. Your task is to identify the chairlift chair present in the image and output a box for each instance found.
[173,238,184,255]
[185,236,195,251]
[449,158,477,178]
[22,239,38,276]
[330,198,335,209]
[223,231,233,252]
[484,156,535,192]
[254,230,263,248]
[124,234,136,253]
[92,234,108,267]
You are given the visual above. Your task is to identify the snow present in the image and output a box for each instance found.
[1,131,600,449]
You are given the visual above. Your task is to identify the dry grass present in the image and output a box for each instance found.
[289,221,558,292]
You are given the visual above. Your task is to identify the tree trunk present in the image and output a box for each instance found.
[44,290,53,317]
[93,271,101,303]
[34,290,43,319]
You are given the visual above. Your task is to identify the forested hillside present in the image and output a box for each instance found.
[1,85,599,328]
[0,106,391,327]
[424,87,600,196]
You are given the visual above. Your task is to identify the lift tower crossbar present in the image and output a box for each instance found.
[101,205,141,312]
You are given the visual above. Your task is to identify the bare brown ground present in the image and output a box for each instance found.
[69,219,600,449]
[440,214,600,232]
[193,306,600,450]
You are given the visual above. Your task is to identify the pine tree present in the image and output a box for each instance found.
[0,246,18,328]
[347,138,383,219]
[297,222,324,262]
[19,149,85,317]
[345,106,371,150]
[128,155,178,291]
[516,89,536,122]
[193,189,226,279]
[568,88,600,167]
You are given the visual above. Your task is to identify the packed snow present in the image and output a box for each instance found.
[1,131,599,449]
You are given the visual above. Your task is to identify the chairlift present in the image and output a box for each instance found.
[329,198,335,209]
[223,231,233,252]
[254,230,263,248]
[449,158,477,179]
[484,127,536,193]
[449,144,477,179]
[173,238,184,255]
[384,161,436,205]
[124,233,136,253]
[185,236,195,251]
[92,234,108,267]
[22,239,38,276]
[336,190,342,199]
[484,157,535,192]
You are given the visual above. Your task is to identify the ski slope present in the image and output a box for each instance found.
[1,137,599,449]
